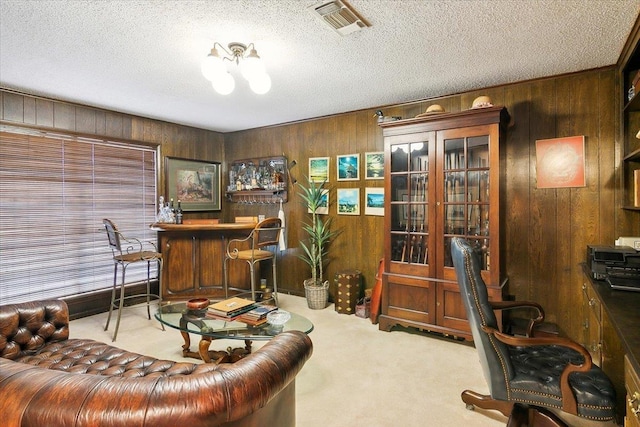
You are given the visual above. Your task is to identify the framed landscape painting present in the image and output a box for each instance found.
[365,152,384,179]
[365,187,384,216]
[337,188,360,215]
[165,157,221,211]
[309,157,330,182]
[337,154,359,181]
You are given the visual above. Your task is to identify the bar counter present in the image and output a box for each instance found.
[152,221,256,301]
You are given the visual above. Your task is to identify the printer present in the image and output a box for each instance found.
[587,245,640,291]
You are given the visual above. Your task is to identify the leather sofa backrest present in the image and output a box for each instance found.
[0,300,69,360]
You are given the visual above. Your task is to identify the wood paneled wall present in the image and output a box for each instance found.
[225,67,639,343]
[0,89,226,221]
[224,111,385,301]
[2,65,638,342]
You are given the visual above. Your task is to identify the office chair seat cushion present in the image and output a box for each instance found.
[234,249,275,260]
[508,344,616,420]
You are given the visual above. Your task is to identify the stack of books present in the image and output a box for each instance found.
[206,297,256,321]
[236,304,278,326]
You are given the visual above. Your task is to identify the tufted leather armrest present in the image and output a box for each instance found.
[0,300,70,360]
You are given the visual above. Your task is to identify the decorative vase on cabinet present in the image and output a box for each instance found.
[378,106,510,340]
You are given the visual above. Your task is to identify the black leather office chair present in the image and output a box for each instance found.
[450,237,617,426]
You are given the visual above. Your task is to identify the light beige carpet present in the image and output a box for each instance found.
[70,294,506,427]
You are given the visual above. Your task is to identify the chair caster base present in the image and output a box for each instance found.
[461,389,513,417]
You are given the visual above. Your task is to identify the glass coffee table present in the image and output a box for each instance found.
[155,301,313,364]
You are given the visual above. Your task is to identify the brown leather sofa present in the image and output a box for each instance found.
[0,300,313,427]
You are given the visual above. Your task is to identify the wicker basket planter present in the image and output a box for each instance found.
[304,279,329,310]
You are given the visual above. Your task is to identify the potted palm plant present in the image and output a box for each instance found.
[298,176,338,309]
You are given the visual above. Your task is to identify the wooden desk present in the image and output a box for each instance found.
[582,266,640,425]
[153,223,256,301]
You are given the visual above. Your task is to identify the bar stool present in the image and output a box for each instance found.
[223,217,282,304]
[103,218,163,341]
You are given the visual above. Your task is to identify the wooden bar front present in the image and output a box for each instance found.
[153,222,255,301]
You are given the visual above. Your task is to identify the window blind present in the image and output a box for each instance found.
[0,127,158,304]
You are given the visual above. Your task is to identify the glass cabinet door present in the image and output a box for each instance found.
[389,139,431,266]
[441,134,491,271]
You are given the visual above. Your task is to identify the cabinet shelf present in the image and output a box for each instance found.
[622,40,640,214]
[624,146,640,161]
[623,144,640,210]
[225,189,287,204]
[624,92,640,112]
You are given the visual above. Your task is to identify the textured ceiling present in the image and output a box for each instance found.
[1,0,639,133]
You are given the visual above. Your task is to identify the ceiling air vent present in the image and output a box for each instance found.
[309,0,371,36]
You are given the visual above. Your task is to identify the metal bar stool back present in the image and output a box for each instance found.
[103,219,163,341]
[224,217,282,305]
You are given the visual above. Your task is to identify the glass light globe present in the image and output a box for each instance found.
[201,50,226,82]
[249,72,271,94]
[212,72,235,95]
[240,49,266,81]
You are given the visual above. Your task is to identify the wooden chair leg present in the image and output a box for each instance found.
[507,403,529,427]
[528,406,567,427]
[506,403,568,427]
[462,389,514,417]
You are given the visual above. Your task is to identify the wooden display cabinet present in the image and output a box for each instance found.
[621,22,640,212]
[378,106,510,340]
[622,85,640,210]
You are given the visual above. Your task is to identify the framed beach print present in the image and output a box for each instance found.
[337,188,360,215]
[365,187,384,216]
[165,157,221,211]
[308,189,329,215]
[337,154,359,181]
[309,157,330,183]
[365,152,384,179]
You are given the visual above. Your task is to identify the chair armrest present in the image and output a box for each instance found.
[140,239,159,252]
[118,233,160,258]
[226,233,254,259]
[118,233,145,253]
[491,300,545,337]
[482,325,592,415]
[0,300,70,360]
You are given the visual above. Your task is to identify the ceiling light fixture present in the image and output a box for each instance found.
[201,42,271,95]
